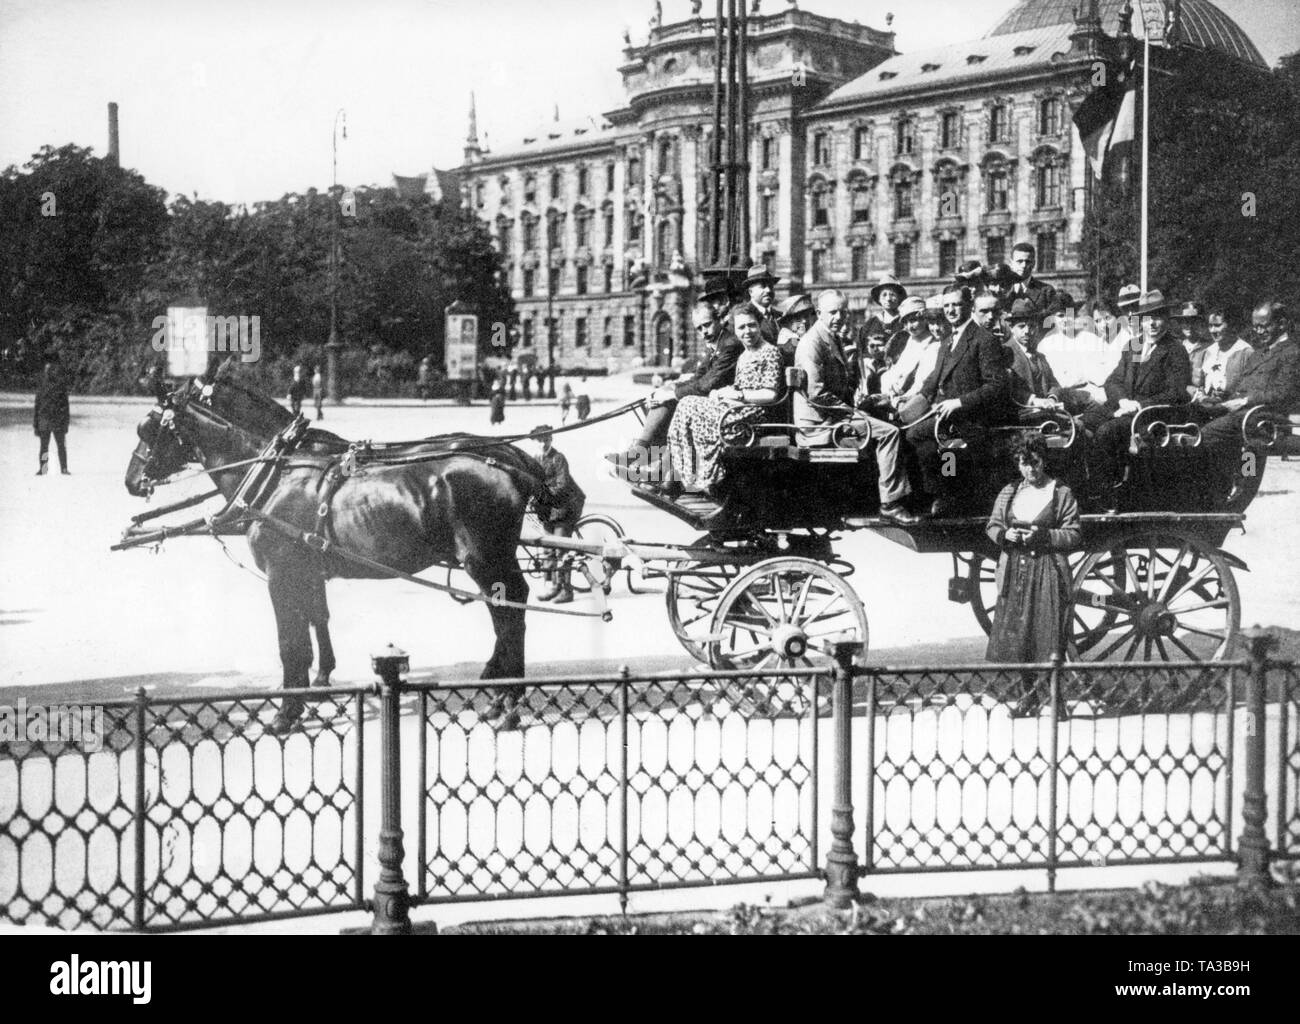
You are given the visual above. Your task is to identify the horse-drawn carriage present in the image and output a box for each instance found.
[114,370,1298,730]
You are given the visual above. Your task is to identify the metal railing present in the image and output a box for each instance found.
[2,637,1294,933]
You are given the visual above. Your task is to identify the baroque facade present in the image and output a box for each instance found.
[443,0,1264,371]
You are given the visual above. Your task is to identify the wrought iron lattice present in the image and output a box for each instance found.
[0,689,368,931]
[413,672,820,905]
[860,663,1235,875]
[1280,664,1300,860]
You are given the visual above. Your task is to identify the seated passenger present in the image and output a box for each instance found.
[1194,308,1254,402]
[1081,289,1192,509]
[1195,300,1300,496]
[853,318,893,416]
[793,290,919,524]
[879,297,938,425]
[905,286,1011,517]
[775,293,816,368]
[666,306,782,496]
[1004,298,1072,415]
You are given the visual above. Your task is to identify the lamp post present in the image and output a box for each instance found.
[325,108,347,405]
[545,256,557,397]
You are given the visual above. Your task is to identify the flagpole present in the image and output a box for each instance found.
[1140,31,1150,295]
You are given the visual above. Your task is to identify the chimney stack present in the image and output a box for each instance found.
[107,102,119,165]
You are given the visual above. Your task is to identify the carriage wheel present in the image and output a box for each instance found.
[706,557,869,672]
[665,561,742,662]
[1069,529,1240,662]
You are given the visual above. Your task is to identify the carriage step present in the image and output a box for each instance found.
[631,484,724,528]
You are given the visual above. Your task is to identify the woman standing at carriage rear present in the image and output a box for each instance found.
[985,432,1082,717]
[666,305,782,498]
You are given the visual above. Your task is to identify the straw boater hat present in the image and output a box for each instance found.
[1135,289,1176,316]
[1173,301,1202,321]
[869,273,908,304]
[897,296,927,322]
[1117,283,1142,311]
[776,293,815,324]
[742,263,780,288]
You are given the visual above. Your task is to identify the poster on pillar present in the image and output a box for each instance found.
[445,310,479,381]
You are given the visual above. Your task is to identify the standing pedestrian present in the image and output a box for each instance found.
[417,357,432,401]
[559,380,573,424]
[33,354,70,475]
[287,364,309,418]
[985,433,1082,716]
[575,374,591,421]
[489,380,506,425]
[312,364,324,420]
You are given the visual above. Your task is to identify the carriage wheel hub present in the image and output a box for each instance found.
[770,624,808,660]
[1137,603,1177,637]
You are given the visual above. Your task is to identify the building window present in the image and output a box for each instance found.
[987,168,1009,212]
[524,174,537,205]
[497,221,511,253]
[986,235,1006,268]
[522,215,537,250]
[893,180,914,220]
[810,249,825,283]
[763,250,776,273]
[760,190,776,231]
[1037,231,1058,271]
[628,153,642,187]
[893,243,912,278]
[813,131,830,166]
[547,211,563,252]
[658,136,675,175]
[520,320,533,348]
[761,135,776,171]
[895,118,914,156]
[936,166,961,218]
[575,211,590,248]
[548,265,560,295]
[628,211,643,244]
[576,265,588,294]
[623,314,636,346]
[575,317,588,347]
[938,239,958,277]
[851,245,868,280]
[603,264,614,292]
[577,166,589,196]
[550,169,562,200]
[940,112,960,150]
[523,268,535,297]
[474,182,485,208]
[812,185,830,227]
[603,209,614,247]
[850,186,871,225]
[988,103,1008,144]
[1035,162,1060,208]
[606,163,615,192]
[1038,97,1061,136]
[657,220,675,265]
[852,125,871,160]
[603,316,612,347]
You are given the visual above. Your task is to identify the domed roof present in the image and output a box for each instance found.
[987,0,1266,68]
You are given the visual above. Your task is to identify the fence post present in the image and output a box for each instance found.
[370,644,413,934]
[824,641,863,910]
[1237,632,1275,892]
[133,687,147,932]
[1045,654,1062,894]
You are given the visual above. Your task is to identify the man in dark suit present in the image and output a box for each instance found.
[34,354,71,475]
[1006,242,1058,319]
[794,290,918,523]
[1081,289,1192,507]
[905,286,1010,516]
[743,264,781,345]
[1196,301,1300,487]
[607,299,743,484]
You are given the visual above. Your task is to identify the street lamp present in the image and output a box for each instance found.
[325,108,347,405]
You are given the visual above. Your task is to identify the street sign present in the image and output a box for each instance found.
[445,309,478,381]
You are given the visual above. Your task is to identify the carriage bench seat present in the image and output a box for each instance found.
[724,443,872,464]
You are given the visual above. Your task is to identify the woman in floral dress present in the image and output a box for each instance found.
[668,305,783,494]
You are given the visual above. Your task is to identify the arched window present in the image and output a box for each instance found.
[936,163,961,219]
[657,136,677,176]
[547,210,564,252]
[893,179,913,220]
[850,183,872,225]
[550,169,563,200]
[656,219,675,265]
[524,174,537,205]
[521,213,537,250]
[1038,97,1061,136]
[1035,162,1060,208]
[810,180,830,227]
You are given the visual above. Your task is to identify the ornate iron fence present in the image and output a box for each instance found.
[0,687,368,932]
[1278,661,1300,861]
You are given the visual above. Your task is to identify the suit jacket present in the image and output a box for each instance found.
[794,320,857,445]
[1103,336,1192,409]
[675,329,743,400]
[1225,334,1300,411]
[919,319,1010,421]
[1007,342,1065,405]
[34,373,70,433]
[1007,277,1059,318]
[535,447,586,521]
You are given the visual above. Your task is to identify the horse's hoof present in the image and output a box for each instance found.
[266,713,300,735]
[497,709,522,732]
[311,675,332,689]
[481,696,508,722]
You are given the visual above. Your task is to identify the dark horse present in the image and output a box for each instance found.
[124,373,544,731]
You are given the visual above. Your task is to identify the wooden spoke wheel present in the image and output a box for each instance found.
[665,561,742,662]
[970,549,1123,640]
[1069,530,1240,662]
[706,557,869,671]
[569,513,624,595]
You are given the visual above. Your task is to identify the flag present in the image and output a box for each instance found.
[1074,61,1137,180]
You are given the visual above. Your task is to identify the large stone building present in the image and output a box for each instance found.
[443,0,1265,371]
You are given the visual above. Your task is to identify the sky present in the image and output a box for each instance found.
[1,0,1296,206]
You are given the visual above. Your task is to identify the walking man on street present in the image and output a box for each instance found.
[34,354,70,475]
[529,425,587,604]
